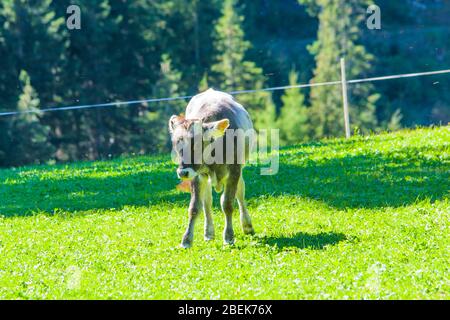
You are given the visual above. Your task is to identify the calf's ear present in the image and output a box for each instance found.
[203,119,230,140]
[169,115,182,134]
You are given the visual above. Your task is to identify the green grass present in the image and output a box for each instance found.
[0,127,449,299]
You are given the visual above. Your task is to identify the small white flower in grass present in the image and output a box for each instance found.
[65,266,82,290]
[364,262,386,296]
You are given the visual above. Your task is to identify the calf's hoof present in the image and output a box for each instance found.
[223,238,235,246]
[223,232,235,246]
[180,241,192,249]
[204,227,215,241]
[181,234,193,249]
[243,225,255,235]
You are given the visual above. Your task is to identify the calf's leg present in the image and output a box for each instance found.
[203,178,215,241]
[236,176,255,235]
[181,176,207,248]
[220,172,239,245]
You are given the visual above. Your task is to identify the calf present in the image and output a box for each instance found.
[169,89,255,248]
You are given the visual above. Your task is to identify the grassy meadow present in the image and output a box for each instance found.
[0,127,449,299]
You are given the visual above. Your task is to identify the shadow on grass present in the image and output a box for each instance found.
[260,232,346,250]
[244,147,449,209]
[0,163,188,217]
[0,140,448,217]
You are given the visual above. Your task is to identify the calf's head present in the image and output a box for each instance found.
[168,115,230,180]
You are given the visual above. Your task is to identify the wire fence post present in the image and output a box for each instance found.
[340,57,351,139]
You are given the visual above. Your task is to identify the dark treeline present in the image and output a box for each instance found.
[0,0,449,167]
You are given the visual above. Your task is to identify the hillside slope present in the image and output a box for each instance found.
[0,127,449,299]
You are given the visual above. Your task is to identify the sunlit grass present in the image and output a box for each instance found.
[0,127,449,299]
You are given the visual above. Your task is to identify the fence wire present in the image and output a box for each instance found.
[0,68,449,117]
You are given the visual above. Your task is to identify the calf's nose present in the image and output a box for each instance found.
[177,168,189,179]
[177,168,197,180]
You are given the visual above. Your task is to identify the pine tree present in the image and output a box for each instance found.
[198,73,209,92]
[254,96,277,132]
[278,70,310,145]
[299,0,379,138]
[7,71,54,166]
[134,54,184,154]
[387,109,403,132]
[210,0,276,130]
[0,0,64,165]
[0,119,9,165]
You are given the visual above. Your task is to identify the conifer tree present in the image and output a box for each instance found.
[198,73,209,92]
[135,54,184,154]
[7,71,54,166]
[278,70,310,145]
[387,109,403,132]
[254,96,277,132]
[210,0,276,130]
[299,0,379,138]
